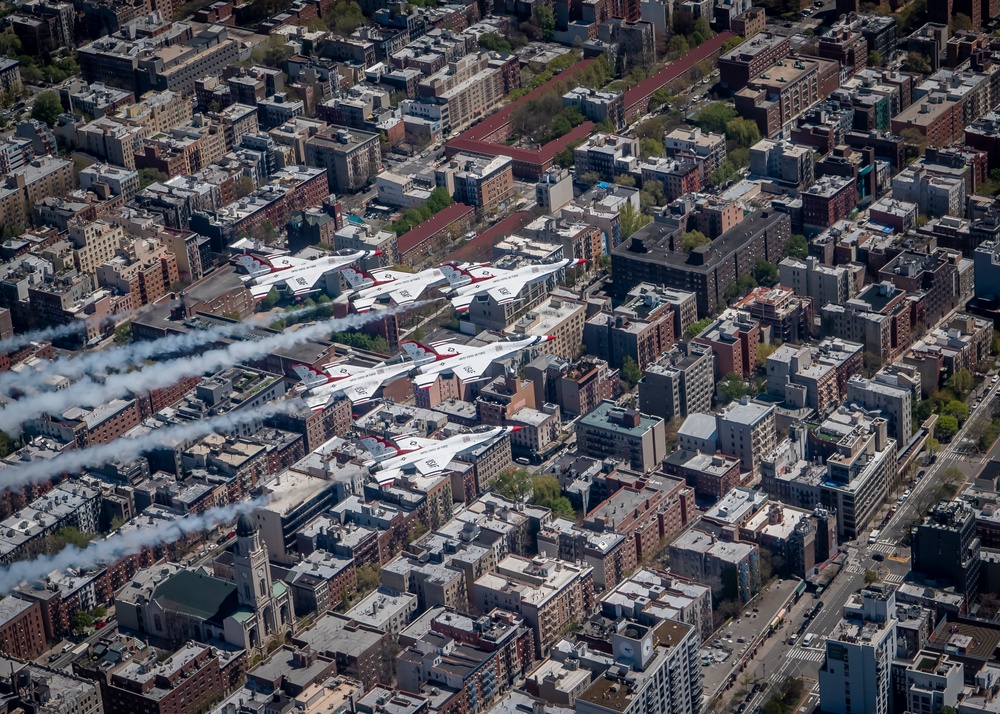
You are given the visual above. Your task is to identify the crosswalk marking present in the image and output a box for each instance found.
[870,541,898,554]
[788,647,826,663]
[883,572,904,584]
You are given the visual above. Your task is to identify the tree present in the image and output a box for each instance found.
[784,234,809,259]
[710,159,740,187]
[754,260,778,286]
[356,564,381,594]
[725,117,761,148]
[494,469,533,501]
[31,90,62,127]
[640,137,665,158]
[862,350,882,375]
[696,102,737,134]
[92,605,107,619]
[925,437,940,455]
[756,341,776,368]
[719,373,751,404]
[868,50,883,66]
[250,35,292,69]
[138,168,167,189]
[529,475,575,517]
[578,171,601,187]
[621,358,642,389]
[325,0,365,34]
[113,321,132,343]
[903,51,932,73]
[234,175,254,199]
[667,34,690,59]
[681,230,710,252]
[620,202,650,240]
[258,218,279,244]
[947,368,974,398]
[259,287,280,311]
[685,317,711,339]
[943,400,970,422]
[0,29,21,57]
[864,569,879,585]
[951,11,972,30]
[614,173,636,188]
[73,611,94,631]
[478,33,512,52]
[936,414,959,440]
[536,6,555,39]
[726,274,757,299]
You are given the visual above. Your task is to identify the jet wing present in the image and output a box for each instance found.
[446,354,496,383]
[279,267,328,296]
[337,378,383,404]
[450,293,475,312]
[410,450,461,475]
[486,278,528,305]
[249,282,276,300]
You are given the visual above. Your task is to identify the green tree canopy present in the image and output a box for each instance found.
[936,414,959,440]
[943,400,969,422]
[725,117,761,148]
[529,475,574,518]
[784,234,809,259]
[31,91,62,127]
[681,230,710,252]
[478,33,512,52]
[695,102,737,134]
[754,260,778,286]
[946,368,974,398]
[621,357,641,389]
[493,468,533,501]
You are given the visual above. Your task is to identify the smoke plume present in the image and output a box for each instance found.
[0,498,266,595]
[0,303,423,434]
[0,304,325,395]
[0,400,302,493]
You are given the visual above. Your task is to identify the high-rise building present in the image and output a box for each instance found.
[818,585,898,714]
[575,618,701,714]
[911,500,981,605]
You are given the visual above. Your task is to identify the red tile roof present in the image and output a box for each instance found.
[397,202,476,258]
[624,31,737,112]
[444,210,535,264]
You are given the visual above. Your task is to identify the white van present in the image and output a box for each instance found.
[802,634,815,647]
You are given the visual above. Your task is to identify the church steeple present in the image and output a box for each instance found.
[232,512,272,608]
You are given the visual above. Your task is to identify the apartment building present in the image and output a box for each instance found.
[473,555,594,656]
[612,210,792,317]
[305,126,381,193]
[436,154,514,215]
[409,53,505,134]
[574,134,641,180]
[818,586,898,714]
[664,127,727,177]
[719,32,792,91]
[576,400,666,473]
[669,529,761,603]
[779,256,860,310]
[716,399,776,474]
[735,57,840,138]
[802,175,856,231]
[576,618,701,714]
[638,341,715,423]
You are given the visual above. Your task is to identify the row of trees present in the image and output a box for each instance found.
[390,186,453,236]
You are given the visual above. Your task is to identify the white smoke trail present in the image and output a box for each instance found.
[0,304,326,395]
[0,303,425,434]
[0,400,302,493]
[0,498,266,595]
[0,311,136,355]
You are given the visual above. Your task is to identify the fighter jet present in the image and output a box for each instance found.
[234,249,382,300]
[342,265,448,311]
[440,258,588,312]
[401,334,554,389]
[360,426,521,486]
[291,360,413,410]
